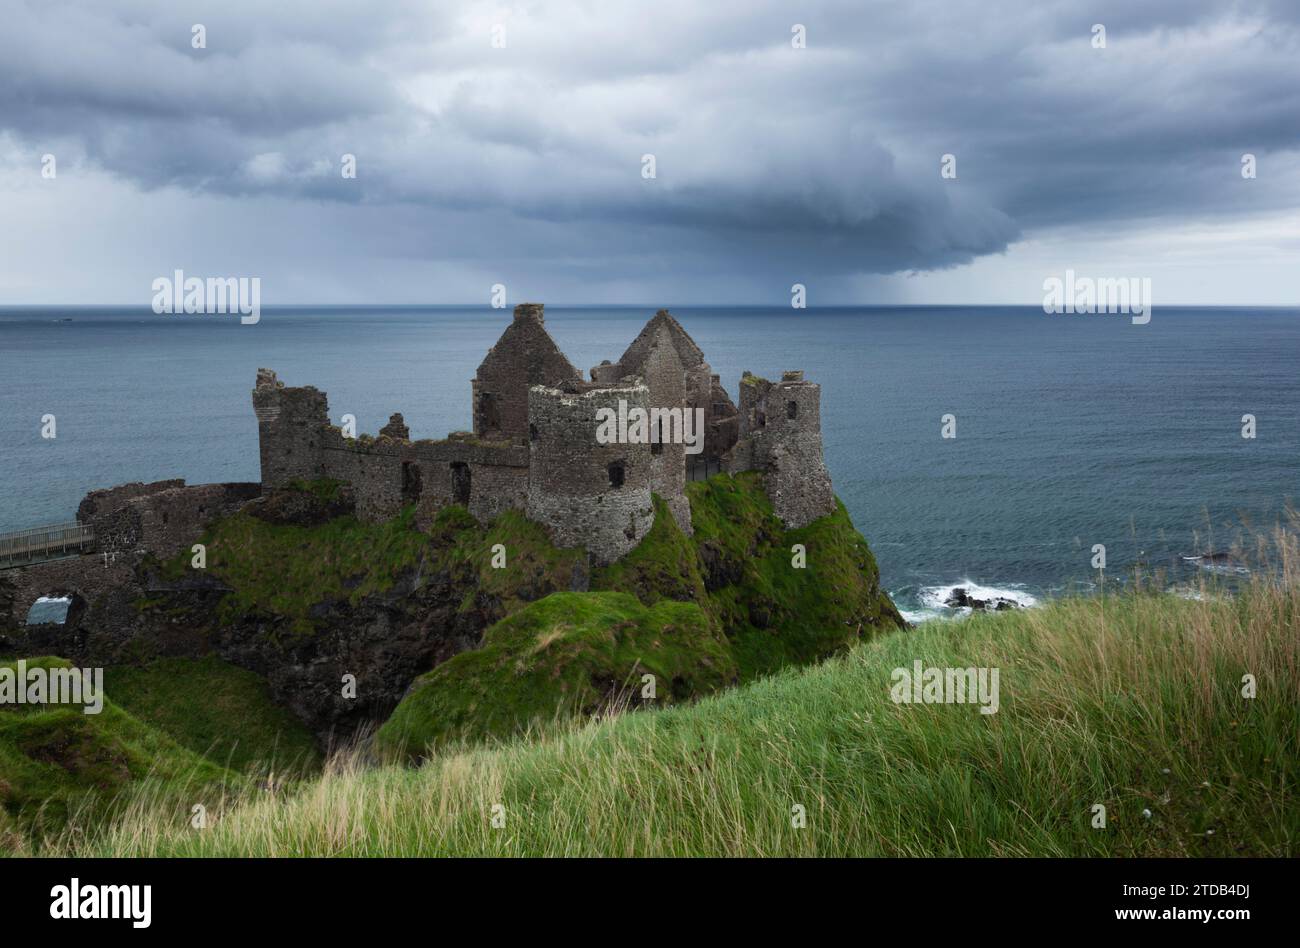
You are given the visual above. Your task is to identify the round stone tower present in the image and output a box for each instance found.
[526,380,655,565]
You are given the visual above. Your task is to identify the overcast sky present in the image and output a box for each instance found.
[1,0,1296,306]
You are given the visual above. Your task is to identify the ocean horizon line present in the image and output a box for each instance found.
[2,302,1298,312]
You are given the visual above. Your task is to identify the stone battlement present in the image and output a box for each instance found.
[252,304,835,564]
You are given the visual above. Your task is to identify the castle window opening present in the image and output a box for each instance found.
[529,423,538,442]
[608,460,626,488]
[651,418,663,455]
[478,392,501,433]
[401,461,422,503]
[450,462,471,505]
[786,400,798,420]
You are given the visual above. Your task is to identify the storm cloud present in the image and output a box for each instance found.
[1,0,1297,303]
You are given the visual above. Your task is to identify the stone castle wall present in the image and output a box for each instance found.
[253,368,330,488]
[1,553,139,641]
[248,305,834,561]
[726,370,835,528]
[77,479,258,557]
[316,429,529,525]
[637,326,692,534]
[472,303,581,441]
[130,483,262,558]
[526,381,655,565]
[77,479,184,553]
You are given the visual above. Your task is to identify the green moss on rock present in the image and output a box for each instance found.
[593,495,709,607]
[382,473,902,758]
[682,472,904,677]
[375,591,734,758]
[161,498,584,641]
[429,507,587,617]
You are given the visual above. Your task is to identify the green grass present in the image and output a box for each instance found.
[52,571,1299,857]
[434,507,587,616]
[1,657,241,850]
[284,477,347,501]
[678,473,903,677]
[103,656,321,777]
[183,506,432,638]
[375,591,735,757]
[156,494,585,644]
[594,475,903,680]
[379,475,902,757]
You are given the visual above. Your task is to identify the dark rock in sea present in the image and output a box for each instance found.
[944,586,1019,612]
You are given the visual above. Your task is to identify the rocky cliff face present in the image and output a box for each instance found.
[2,483,584,744]
[3,475,902,750]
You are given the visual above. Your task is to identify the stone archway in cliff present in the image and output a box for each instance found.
[21,588,88,629]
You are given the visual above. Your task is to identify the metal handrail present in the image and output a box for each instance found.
[0,521,95,566]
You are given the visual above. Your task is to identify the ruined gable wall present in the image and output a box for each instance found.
[617,310,705,375]
[473,304,581,441]
[638,330,692,534]
[616,311,737,462]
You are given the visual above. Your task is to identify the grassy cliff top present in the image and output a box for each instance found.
[54,578,1300,857]
[0,657,241,849]
[158,494,585,643]
[378,474,902,757]
[375,591,735,756]
[103,656,321,776]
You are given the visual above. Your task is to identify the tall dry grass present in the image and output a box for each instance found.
[41,528,1300,857]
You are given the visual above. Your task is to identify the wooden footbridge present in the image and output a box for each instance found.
[0,522,95,570]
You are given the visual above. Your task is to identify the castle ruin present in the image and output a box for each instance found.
[252,304,835,564]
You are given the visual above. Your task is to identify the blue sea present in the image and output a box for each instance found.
[2,305,1297,620]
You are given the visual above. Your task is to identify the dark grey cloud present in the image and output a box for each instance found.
[0,0,1297,301]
